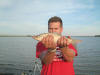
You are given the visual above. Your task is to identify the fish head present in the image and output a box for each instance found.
[32,36,41,41]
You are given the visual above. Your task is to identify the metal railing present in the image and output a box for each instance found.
[32,58,41,75]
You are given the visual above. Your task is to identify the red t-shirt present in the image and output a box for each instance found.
[36,42,78,75]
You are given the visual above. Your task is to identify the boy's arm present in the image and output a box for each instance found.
[60,47,75,62]
[39,35,56,65]
[39,50,56,65]
[57,36,77,62]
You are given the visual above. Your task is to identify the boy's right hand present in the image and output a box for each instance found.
[41,35,56,49]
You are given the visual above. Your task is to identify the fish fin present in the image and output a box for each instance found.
[72,39,82,44]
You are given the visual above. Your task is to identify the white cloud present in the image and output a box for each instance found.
[0,0,98,36]
[0,0,94,16]
[63,21,100,36]
[0,21,48,35]
[0,0,15,7]
[0,0,95,22]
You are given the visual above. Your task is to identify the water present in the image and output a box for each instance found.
[73,37,100,75]
[0,37,100,75]
[0,37,41,75]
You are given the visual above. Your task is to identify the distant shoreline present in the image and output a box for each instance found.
[0,35,96,37]
[0,35,100,37]
[94,35,100,37]
[0,35,32,37]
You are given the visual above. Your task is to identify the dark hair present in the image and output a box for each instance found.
[48,16,63,27]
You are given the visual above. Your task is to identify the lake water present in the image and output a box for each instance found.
[0,37,100,75]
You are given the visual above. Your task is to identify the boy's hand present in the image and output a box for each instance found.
[41,35,56,49]
[57,36,68,48]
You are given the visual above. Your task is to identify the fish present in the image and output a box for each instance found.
[32,33,82,45]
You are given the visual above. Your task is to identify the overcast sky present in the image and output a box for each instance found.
[0,0,100,36]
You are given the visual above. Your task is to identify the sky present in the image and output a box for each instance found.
[0,0,100,36]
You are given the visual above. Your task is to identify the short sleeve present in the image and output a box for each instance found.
[36,42,47,58]
[68,44,78,56]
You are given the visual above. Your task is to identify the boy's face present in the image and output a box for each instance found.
[48,22,63,34]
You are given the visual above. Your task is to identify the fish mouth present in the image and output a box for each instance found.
[32,36,40,41]
[32,36,37,39]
